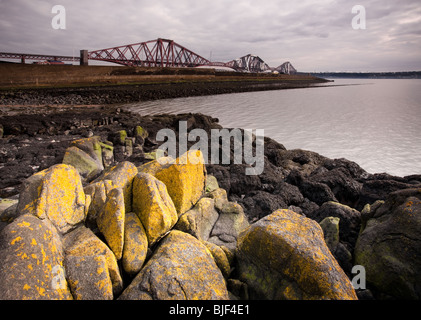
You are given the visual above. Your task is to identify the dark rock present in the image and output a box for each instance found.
[354,188,421,299]
[308,201,361,249]
[287,170,338,206]
[357,175,421,211]
[237,190,285,222]
[309,167,362,208]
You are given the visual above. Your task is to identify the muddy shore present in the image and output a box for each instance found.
[0,78,329,105]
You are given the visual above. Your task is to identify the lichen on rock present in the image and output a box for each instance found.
[235,209,357,300]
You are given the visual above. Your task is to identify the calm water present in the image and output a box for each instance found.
[124,79,421,177]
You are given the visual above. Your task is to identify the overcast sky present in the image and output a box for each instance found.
[0,0,420,72]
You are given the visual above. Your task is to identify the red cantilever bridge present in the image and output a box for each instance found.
[0,38,272,73]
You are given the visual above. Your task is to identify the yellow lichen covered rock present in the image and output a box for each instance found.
[138,156,174,176]
[0,214,73,300]
[236,209,358,300]
[122,212,148,276]
[132,172,178,246]
[154,150,206,215]
[64,226,123,298]
[93,161,138,212]
[97,188,125,260]
[64,254,113,300]
[84,179,116,228]
[119,230,229,300]
[17,164,86,234]
[203,240,231,279]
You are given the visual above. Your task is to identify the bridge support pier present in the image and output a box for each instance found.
[80,50,88,66]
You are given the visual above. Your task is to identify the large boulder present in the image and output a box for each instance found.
[96,187,125,260]
[62,136,106,183]
[63,146,103,183]
[63,226,123,299]
[132,172,178,246]
[17,164,86,234]
[83,179,116,229]
[93,161,138,212]
[235,209,357,300]
[64,254,113,300]
[122,212,148,276]
[0,214,73,300]
[209,201,249,252]
[154,150,206,215]
[354,188,421,299]
[119,230,229,300]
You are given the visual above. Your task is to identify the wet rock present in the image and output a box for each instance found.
[287,169,338,206]
[309,166,362,208]
[357,174,421,211]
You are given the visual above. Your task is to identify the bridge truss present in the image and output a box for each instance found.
[88,38,210,68]
[1,39,278,73]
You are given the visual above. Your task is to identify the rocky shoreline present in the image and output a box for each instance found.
[1,105,421,300]
[0,79,328,105]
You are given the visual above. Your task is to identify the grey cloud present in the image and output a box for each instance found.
[0,0,420,71]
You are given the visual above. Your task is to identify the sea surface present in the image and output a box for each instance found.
[124,79,421,177]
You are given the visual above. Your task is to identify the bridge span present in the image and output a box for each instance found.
[0,38,293,73]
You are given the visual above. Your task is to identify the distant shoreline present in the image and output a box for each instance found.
[306,71,421,79]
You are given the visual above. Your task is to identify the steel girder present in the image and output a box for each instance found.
[0,52,78,62]
[88,38,210,67]
[226,54,271,73]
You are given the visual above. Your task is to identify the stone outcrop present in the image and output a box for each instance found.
[118,230,229,300]
[0,214,73,300]
[154,150,206,215]
[17,164,86,234]
[1,111,420,301]
[354,188,421,299]
[235,209,357,300]
[122,212,148,276]
[132,172,178,246]
[64,226,123,299]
